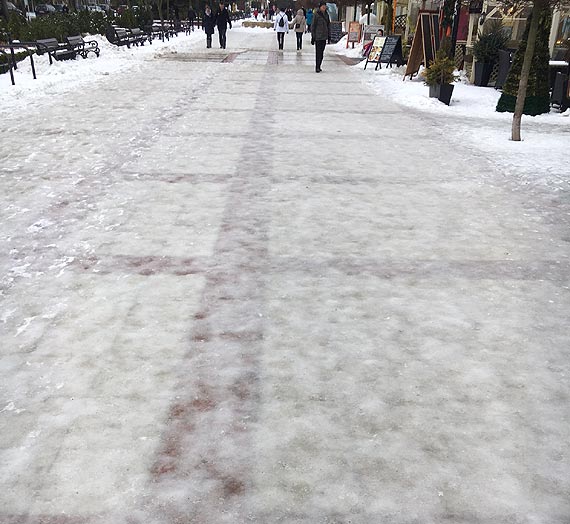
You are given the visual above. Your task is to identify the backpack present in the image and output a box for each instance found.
[278,15,285,27]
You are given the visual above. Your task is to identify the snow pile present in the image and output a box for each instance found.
[330,35,364,59]
[0,31,204,110]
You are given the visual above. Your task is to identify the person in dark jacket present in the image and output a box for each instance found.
[215,1,232,49]
[311,1,330,73]
[188,6,196,31]
[203,5,215,47]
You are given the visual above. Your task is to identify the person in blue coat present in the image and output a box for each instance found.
[203,5,215,48]
[306,8,313,33]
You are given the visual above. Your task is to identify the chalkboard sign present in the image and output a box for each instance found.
[379,35,404,67]
[329,21,343,44]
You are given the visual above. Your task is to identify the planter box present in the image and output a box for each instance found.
[474,61,493,87]
[438,83,454,105]
[427,83,454,104]
[242,21,273,28]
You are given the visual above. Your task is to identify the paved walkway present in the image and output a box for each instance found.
[1,28,569,524]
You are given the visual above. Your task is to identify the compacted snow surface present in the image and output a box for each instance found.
[1,25,569,524]
[333,36,570,191]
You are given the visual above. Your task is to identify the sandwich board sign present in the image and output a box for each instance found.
[404,13,440,79]
[378,35,404,67]
[364,36,386,70]
[362,24,385,47]
[329,21,344,43]
[347,21,361,48]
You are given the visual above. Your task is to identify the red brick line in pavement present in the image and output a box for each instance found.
[222,52,240,63]
[0,515,91,524]
[70,254,570,283]
[73,254,207,276]
[143,70,276,524]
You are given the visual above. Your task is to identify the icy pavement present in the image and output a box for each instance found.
[331,37,570,192]
[1,27,569,524]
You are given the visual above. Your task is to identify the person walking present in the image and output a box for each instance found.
[291,9,306,51]
[306,8,313,33]
[311,1,330,73]
[273,6,288,51]
[188,6,196,31]
[359,9,378,25]
[203,4,215,48]
[215,1,232,49]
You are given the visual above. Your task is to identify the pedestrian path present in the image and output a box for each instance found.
[0,27,568,524]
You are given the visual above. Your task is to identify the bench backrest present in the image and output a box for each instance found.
[115,28,129,38]
[130,28,142,35]
[36,38,60,51]
[66,35,84,46]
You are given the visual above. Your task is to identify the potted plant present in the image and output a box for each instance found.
[472,19,509,87]
[422,49,458,105]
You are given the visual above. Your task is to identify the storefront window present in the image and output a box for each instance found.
[554,13,570,60]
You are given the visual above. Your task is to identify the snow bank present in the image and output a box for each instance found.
[0,32,204,113]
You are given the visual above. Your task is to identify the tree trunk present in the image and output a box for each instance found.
[384,0,393,34]
[512,3,541,141]
[1,0,10,23]
[353,0,357,21]
[158,0,164,30]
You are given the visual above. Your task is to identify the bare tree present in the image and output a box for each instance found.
[499,0,568,140]
[1,0,10,23]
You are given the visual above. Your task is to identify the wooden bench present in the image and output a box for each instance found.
[35,38,76,64]
[128,28,150,46]
[65,35,100,58]
[149,21,180,42]
[147,24,167,42]
[106,26,133,47]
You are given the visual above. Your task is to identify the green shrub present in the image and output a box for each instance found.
[0,12,110,42]
[496,6,551,116]
[422,49,458,86]
[113,7,152,29]
[0,49,29,70]
[473,19,509,64]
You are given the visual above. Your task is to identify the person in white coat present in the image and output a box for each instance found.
[273,6,289,50]
[359,10,378,25]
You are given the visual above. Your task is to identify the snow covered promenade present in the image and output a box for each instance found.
[1,27,569,524]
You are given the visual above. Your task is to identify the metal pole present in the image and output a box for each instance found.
[10,43,17,70]
[29,48,36,79]
[2,50,16,85]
